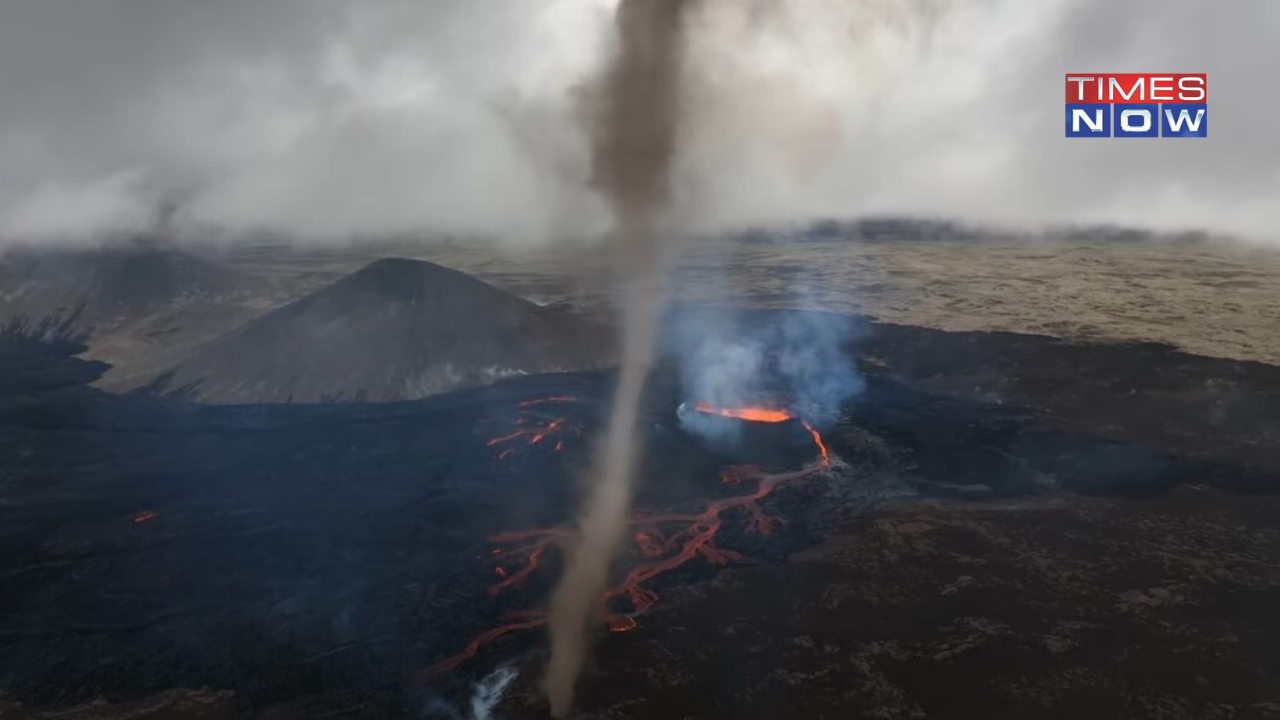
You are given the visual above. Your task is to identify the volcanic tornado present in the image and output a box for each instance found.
[543,0,697,716]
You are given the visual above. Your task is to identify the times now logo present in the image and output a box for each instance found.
[1065,73,1207,138]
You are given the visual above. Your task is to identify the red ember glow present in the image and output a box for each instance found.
[133,510,159,524]
[517,396,581,408]
[421,403,834,680]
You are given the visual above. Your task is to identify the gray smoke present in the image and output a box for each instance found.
[776,311,867,417]
[2,0,1276,246]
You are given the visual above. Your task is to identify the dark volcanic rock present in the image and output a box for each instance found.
[554,491,1280,720]
[1,310,1278,719]
[148,258,613,403]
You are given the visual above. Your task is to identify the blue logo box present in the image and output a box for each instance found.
[1114,103,1159,137]
[1160,103,1207,137]
[1066,102,1207,138]
[1065,103,1111,137]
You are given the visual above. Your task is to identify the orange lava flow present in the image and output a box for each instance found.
[421,406,833,680]
[692,402,792,423]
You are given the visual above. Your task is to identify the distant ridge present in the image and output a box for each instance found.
[148,258,612,404]
[734,217,1219,245]
[0,245,256,330]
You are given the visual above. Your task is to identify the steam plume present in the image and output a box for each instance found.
[543,0,695,716]
[669,307,865,448]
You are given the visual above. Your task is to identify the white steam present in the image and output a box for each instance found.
[470,666,519,720]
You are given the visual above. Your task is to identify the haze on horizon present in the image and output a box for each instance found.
[0,0,1277,248]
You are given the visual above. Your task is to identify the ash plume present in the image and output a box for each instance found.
[543,0,696,716]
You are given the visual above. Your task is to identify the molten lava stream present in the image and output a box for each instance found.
[487,527,572,596]
[422,406,833,680]
[486,396,586,461]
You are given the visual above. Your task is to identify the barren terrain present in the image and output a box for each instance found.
[218,236,1280,366]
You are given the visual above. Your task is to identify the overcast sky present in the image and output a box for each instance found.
[0,0,1276,247]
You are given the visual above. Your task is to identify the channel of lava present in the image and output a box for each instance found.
[423,400,832,679]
